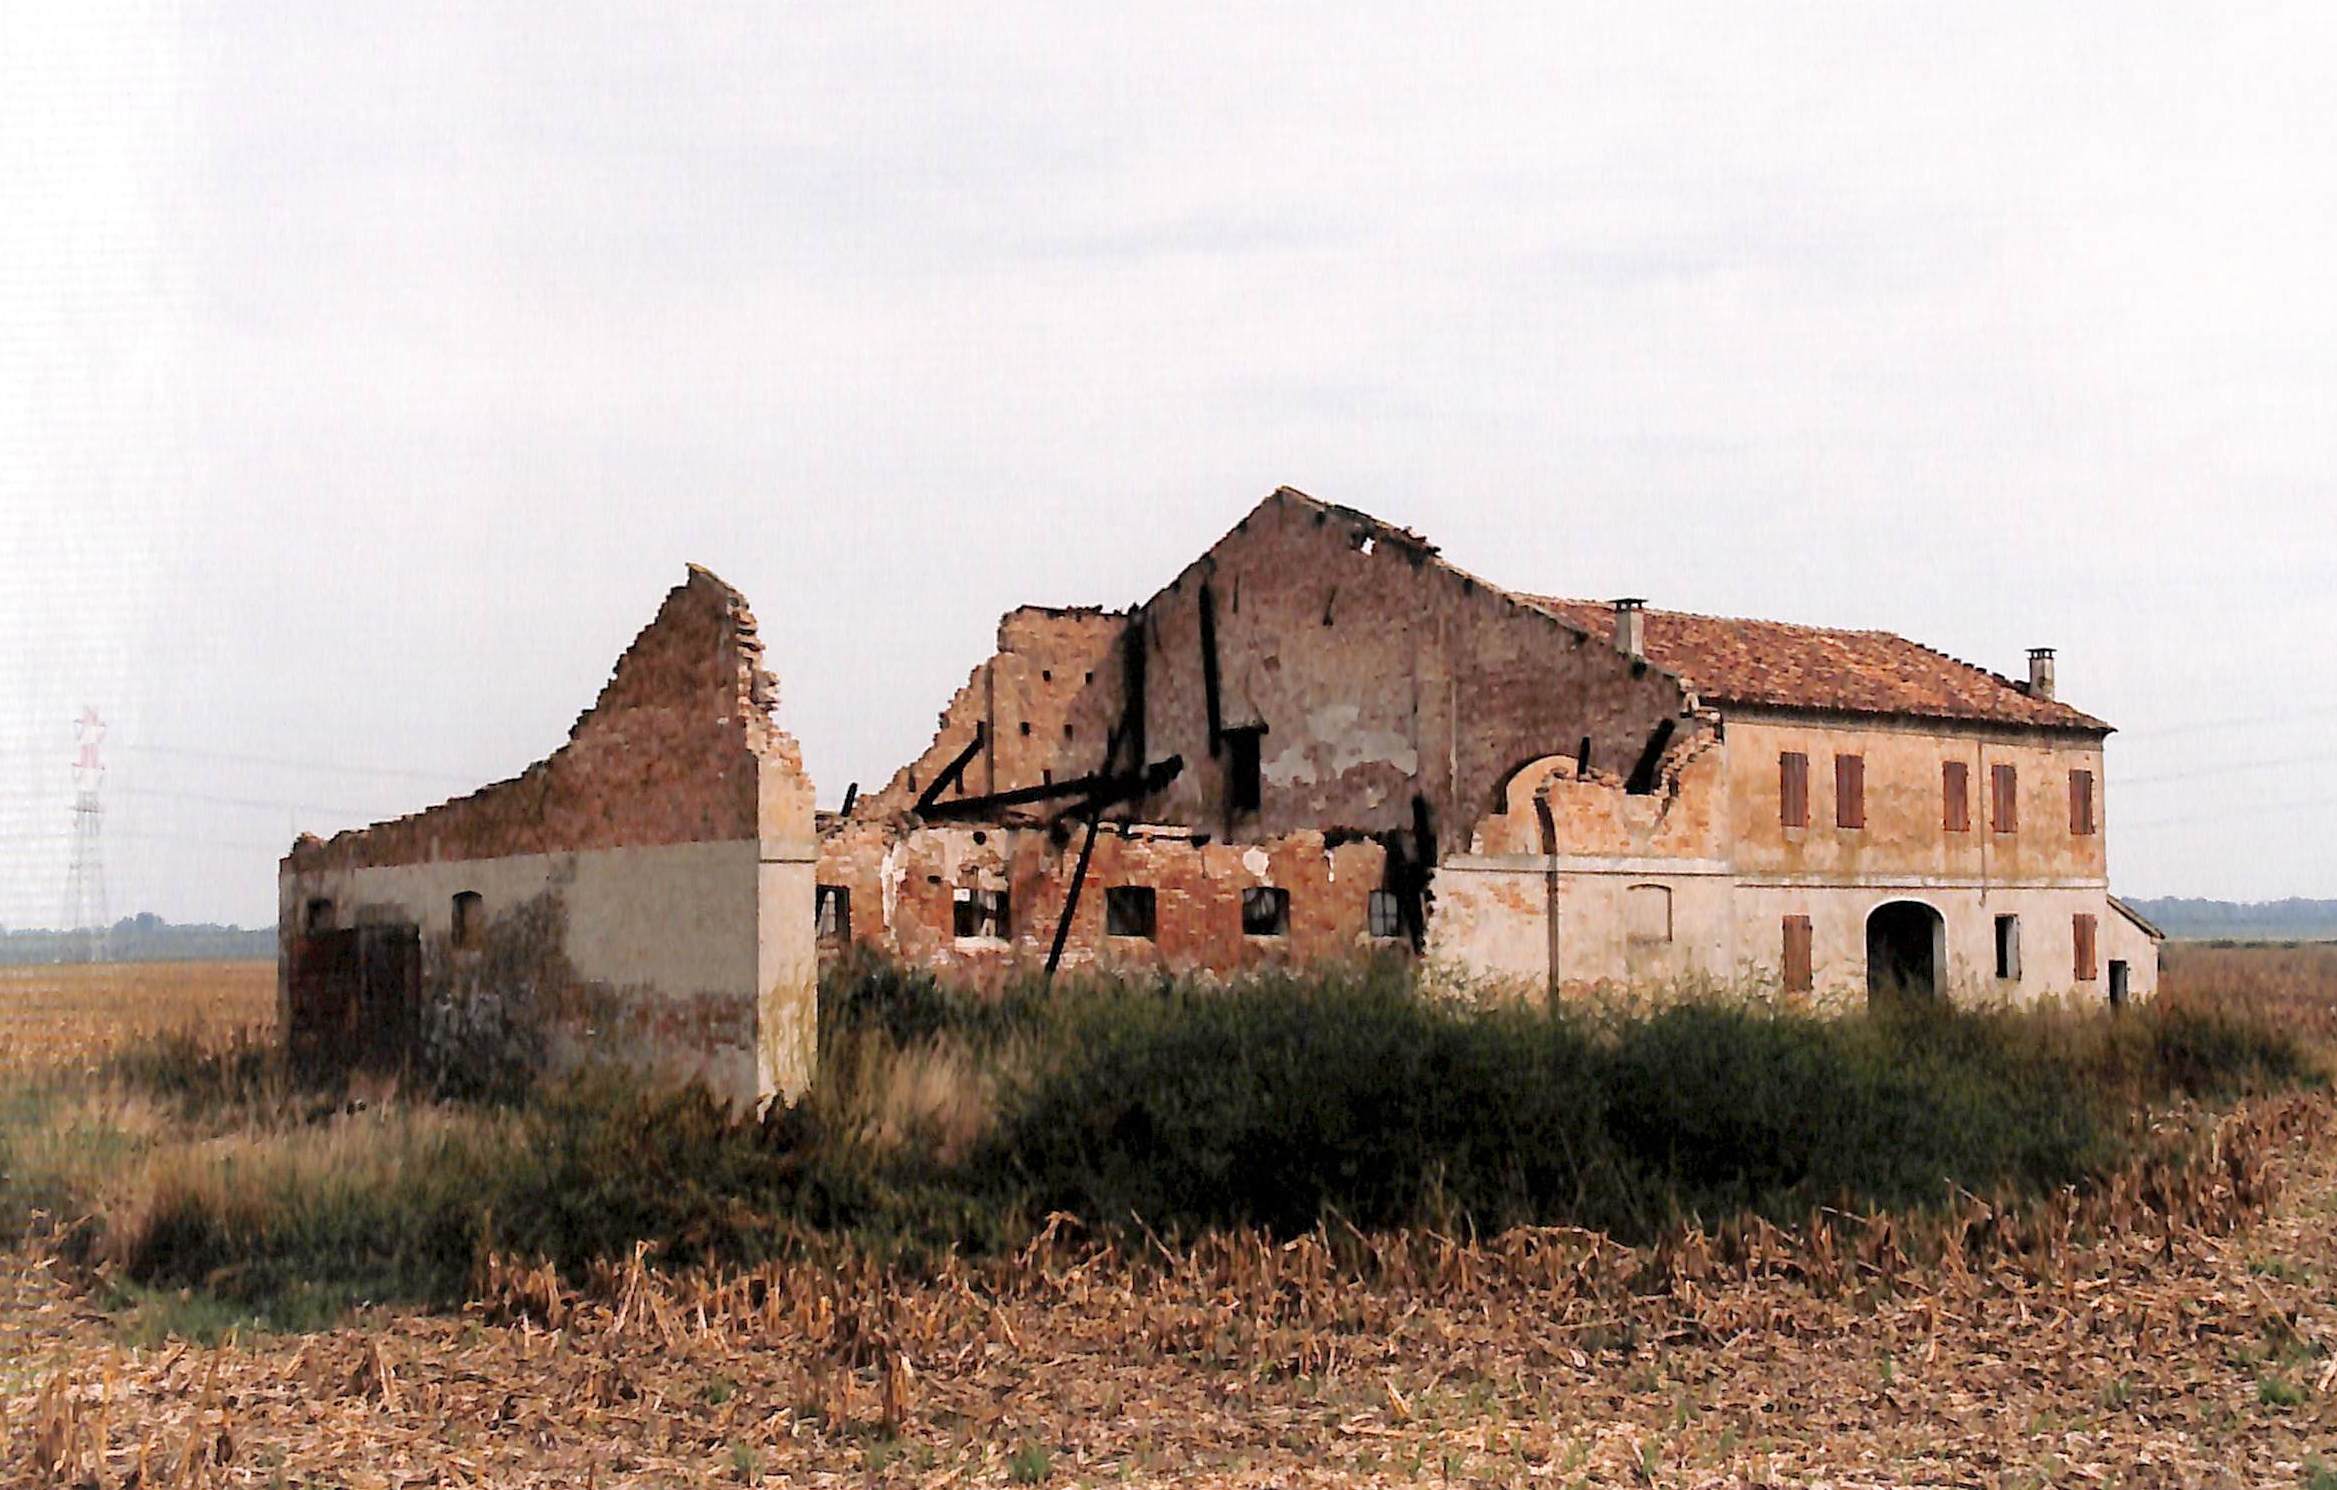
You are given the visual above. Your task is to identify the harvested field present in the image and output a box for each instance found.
[4,953,2335,1486]
[0,961,273,1075]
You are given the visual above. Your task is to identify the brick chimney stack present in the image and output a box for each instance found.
[1613,598,1647,661]
[2027,647,2056,701]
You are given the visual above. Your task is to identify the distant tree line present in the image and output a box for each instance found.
[0,912,273,965]
[2123,897,2337,942]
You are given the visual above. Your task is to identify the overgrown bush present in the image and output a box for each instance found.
[987,970,2140,1240]
[8,952,2324,1329]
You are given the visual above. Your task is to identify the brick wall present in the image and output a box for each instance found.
[863,607,1127,817]
[1126,489,1694,853]
[284,565,789,873]
[817,818,1393,983]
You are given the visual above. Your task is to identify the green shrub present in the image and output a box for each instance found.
[16,953,2320,1325]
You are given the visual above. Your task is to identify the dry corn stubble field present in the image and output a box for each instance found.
[5,949,2337,1488]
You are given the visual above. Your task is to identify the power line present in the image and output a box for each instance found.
[2117,750,2337,788]
[2116,704,2337,741]
[0,740,485,785]
[2118,794,2337,833]
[110,742,484,784]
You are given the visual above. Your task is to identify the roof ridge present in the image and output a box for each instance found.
[1526,595,1896,639]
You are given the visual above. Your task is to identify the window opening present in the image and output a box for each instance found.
[816,885,851,942]
[1242,886,1289,937]
[1104,886,1157,939]
[451,891,484,951]
[953,888,1010,940]
[1226,725,1266,814]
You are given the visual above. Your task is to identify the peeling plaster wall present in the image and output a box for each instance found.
[1728,882,2144,1009]
[1126,491,1695,848]
[277,840,765,1101]
[1723,713,2110,886]
[818,488,2151,1010]
[817,819,1392,985]
[278,567,817,1108]
[1426,710,2153,1006]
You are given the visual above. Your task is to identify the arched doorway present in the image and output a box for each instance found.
[1867,900,1945,1001]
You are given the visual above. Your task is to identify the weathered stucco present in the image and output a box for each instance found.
[278,566,817,1109]
[818,817,1394,984]
[817,487,2153,1007]
[285,487,2156,1104]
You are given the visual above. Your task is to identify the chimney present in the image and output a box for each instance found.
[1612,598,1647,661]
[2027,647,2056,701]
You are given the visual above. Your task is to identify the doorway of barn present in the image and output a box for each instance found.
[1866,900,1944,1002]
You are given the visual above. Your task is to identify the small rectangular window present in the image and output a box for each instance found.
[451,890,484,950]
[2069,769,2096,835]
[815,885,851,942]
[1992,763,2019,834]
[2073,913,2098,982]
[1226,726,1265,814]
[303,897,335,934]
[1779,752,1809,828]
[1782,915,1813,993]
[1242,886,1289,937]
[1994,914,2021,981]
[1366,889,1405,939]
[953,888,1010,940]
[2108,959,2130,1008]
[1834,754,1865,830]
[1942,761,1970,833]
[1104,885,1157,939]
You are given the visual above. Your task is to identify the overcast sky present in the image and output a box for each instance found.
[5,2,2334,929]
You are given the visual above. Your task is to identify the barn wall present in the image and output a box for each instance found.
[1125,491,1694,852]
[277,566,817,1108]
[816,818,1395,985]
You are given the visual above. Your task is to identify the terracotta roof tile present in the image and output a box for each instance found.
[1519,597,2108,732]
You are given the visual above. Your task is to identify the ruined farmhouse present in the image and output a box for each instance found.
[280,488,2159,1108]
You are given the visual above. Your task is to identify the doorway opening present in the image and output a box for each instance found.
[1867,900,1945,1002]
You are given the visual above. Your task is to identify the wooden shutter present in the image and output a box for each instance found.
[1992,763,2018,833]
[1782,915,1813,993]
[1942,761,1970,832]
[1780,752,1809,828]
[2073,913,2098,981]
[2069,769,2096,835]
[1835,754,1865,829]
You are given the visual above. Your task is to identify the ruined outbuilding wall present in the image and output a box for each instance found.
[278,567,817,1107]
[863,608,1127,816]
[817,819,1392,984]
[1126,491,1695,854]
[1428,733,1733,992]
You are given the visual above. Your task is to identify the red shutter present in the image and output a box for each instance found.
[2073,913,2098,981]
[1836,755,1866,829]
[1780,752,1809,828]
[1783,915,1813,993]
[1942,761,1970,832]
[1992,763,2018,833]
[2070,770,2095,835]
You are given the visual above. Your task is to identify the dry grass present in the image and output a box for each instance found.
[0,961,273,1075]
[5,949,2337,1485]
[5,1092,2332,1486]
[2165,939,2337,1047]
[813,1029,1011,1166]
